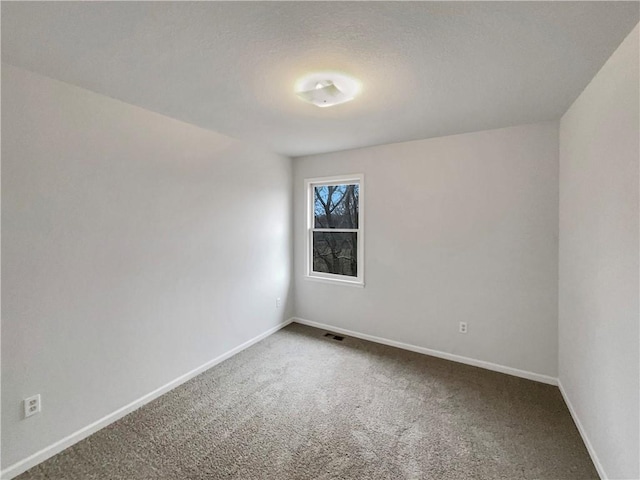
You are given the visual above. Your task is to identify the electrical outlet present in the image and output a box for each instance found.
[275,297,282,308]
[459,322,468,334]
[24,394,41,419]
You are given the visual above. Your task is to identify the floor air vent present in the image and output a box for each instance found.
[324,332,345,341]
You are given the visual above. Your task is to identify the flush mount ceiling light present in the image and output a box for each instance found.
[295,71,361,108]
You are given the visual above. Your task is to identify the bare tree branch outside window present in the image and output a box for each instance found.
[312,184,359,277]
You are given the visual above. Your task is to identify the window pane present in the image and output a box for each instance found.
[312,232,357,277]
[314,184,359,229]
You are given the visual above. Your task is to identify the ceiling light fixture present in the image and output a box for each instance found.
[295,72,361,108]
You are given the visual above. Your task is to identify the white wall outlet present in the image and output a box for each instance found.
[275,297,282,308]
[459,322,468,334]
[24,394,41,419]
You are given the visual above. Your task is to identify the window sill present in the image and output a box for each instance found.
[304,275,365,288]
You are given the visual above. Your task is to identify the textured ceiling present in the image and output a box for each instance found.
[2,2,638,157]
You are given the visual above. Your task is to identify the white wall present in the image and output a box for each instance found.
[559,24,639,480]
[294,121,559,379]
[1,64,293,470]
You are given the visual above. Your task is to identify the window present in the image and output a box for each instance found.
[306,174,364,286]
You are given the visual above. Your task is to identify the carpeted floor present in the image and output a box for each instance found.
[16,323,597,479]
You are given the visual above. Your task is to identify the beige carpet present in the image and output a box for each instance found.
[17,323,597,479]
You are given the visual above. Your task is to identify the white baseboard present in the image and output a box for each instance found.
[558,380,606,480]
[1,318,294,480]
[292,317,558,386]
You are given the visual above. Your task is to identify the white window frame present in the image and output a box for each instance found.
[305,174,364,287]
